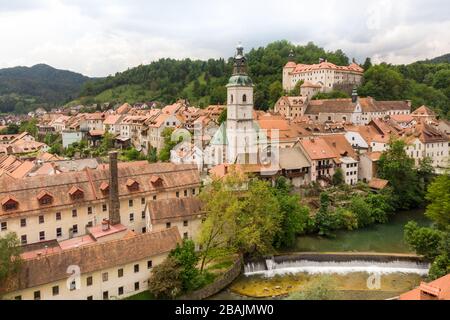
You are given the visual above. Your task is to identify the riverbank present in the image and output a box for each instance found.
[228,272,424,299]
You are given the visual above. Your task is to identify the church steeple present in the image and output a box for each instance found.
[227,43,253,87]
[233,43,247,75]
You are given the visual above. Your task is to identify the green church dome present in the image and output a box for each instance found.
[227,74,253,87]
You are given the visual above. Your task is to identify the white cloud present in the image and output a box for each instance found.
[0,0,449,77]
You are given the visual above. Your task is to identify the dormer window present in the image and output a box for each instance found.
[150,175,163,187]
[37,191,53,206]
[100,182,109,194]
[126,179,139,192]
[69,186,84,200]
[2,196,18,211]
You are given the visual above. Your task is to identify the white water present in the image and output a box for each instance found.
[244,259,430,277]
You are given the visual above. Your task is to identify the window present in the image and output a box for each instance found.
[56,228,62,238]
[153,195,157,201]
[118,287,124,296]
[242,94,247,103]
[86,276,93,286]
[87,221,93,228]
[34,291,41,300]
[56,212,61,220]
[141,198,145,205]
[39,231,45,241]
[141,211,145,219]
[14,296,22,300]
[176,191,180,198]
[142,227,146,233]
[102,272,108,282]
[103,291,108,300]
[184,190,188,197]
[134,282,140,291]
[87,207,93,215]
[166,222,171,229]
[183,220,188,227]
[72,209,77,217]
[102,204,107,212]
[1,221,6,231]
[87,296,93,300]
[129,213,134,222]
[72,224,78,234]
[129,199,133,207]
[118,268,124,278]
[39,215,44,224]
[21,235,27,245]
[147,260,153,269]
[134,264,139,273]
[183,232,188,240]
[192,189,196,195]
[52,286,59,296]
[20,218,26,227]
[69,280,76,291]
[230,94,234,103]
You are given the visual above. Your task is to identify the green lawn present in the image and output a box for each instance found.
[125,291,154,300]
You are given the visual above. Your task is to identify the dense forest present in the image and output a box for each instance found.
[1,41,449,118]
[0,64,91,114]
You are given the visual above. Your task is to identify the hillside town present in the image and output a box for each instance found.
[0,44,449,301]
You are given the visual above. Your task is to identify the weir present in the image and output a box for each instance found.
[243,253,430,277]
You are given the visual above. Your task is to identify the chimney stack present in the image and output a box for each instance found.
[109,151,121,225]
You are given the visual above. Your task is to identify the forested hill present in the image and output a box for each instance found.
[0,64,92,114]
[76,41,450,118]
[422,53,450,64]
[75,41,350,110]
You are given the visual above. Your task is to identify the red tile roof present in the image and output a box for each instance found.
[399,274,450,300]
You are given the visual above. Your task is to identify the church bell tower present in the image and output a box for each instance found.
[226,43,255,163]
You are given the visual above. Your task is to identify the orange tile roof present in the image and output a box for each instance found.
[321,134,357,159]
[368,178,389,190]
[300,138,337,160]
[1,228,181,293]
[399,274,450,300]
[0,162,200,218]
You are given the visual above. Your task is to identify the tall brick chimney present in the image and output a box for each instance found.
[109,151,121,225]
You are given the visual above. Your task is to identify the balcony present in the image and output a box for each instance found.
[317,164,333,170]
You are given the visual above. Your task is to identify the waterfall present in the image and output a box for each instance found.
[244,261,267,274]
[244,259,430,277]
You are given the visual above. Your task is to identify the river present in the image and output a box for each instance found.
[211,209,430,300]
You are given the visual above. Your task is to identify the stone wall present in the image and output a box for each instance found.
[179,257,243,300]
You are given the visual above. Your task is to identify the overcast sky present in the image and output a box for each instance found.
[0,0,449,77]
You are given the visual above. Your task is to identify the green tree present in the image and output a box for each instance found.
[332,168,345,186]
[5,124,19,134]
[378,139,423,210]
[0,233,22,292]
[273,177,311,248]
[358,64,407,100]
[169,240,200,292]
[218,108,227,125]
[404,221,443,260]
[198,172,242,272]
[349,195,374,228]
[158,127,180,162]
[315,192,337,236]
[147,146,158,163]
[147,257,183,299]
[19,119,38,137]
[236,179,282,256]
[425,174,450,230]
[363,57,372,71]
